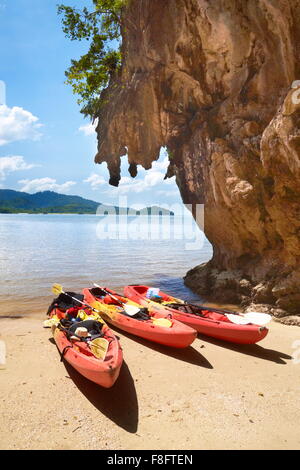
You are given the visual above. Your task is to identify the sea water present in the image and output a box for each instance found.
[0,213,212,317]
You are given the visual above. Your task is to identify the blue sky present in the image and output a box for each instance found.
[0,0,181,206]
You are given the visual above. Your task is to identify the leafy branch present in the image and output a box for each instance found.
[57,0,127,117]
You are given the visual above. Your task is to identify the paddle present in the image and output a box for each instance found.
[68,331,109,360]
[141,286,271,327]
[93,284,141,316]
[141,285,271,326]
[181,302,271,326]
[93,284,173,328]
[52,283,102,315]
[89,337,109,360]
[145,288,271,326]
[240,311,272,326]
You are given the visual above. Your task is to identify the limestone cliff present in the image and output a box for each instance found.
[95,0,300,321]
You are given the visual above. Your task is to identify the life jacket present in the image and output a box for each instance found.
[47,292,85,317]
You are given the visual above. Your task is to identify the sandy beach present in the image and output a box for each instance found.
[2,0,300,454]
[1,315,300,450]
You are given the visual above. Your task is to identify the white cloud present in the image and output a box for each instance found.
[144,171,165,187]
[18,177,76,194]
[84,155,177,199]
[79,119,98,137]
[84,173,106,189]
[151,157,170,171]
[0,155,37,180]
[0,104,42,146]
[84,171,159,194]
[113,169,174,195]
[156,189,180,197]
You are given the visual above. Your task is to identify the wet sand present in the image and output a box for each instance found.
[0,315,300,450]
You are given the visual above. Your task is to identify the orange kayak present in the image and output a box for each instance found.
[51,309,123,388]
[124,285,269,345]
[83,287,197,348]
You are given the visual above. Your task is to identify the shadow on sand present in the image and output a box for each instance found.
[64,361,138,433]
[112,326,213,369]
[0,315,24,319]
[126,275,291,366]
[197,335,292,365]
[48,338,139,433]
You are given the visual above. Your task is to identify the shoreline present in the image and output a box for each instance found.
[1,315,300,450]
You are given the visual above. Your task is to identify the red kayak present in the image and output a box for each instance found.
[83,287,197,348]
[124,285,269,345]
[51,309,123,388]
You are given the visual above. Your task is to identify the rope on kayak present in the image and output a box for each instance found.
[60,345,73,362]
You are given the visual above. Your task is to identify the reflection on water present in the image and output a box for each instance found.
[0,214,213,317]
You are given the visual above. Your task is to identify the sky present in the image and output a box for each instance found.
[0,0,181,207]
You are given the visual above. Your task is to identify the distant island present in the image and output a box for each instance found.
[0,190,174,216]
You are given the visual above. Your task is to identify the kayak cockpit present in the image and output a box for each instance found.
[88,288,152,322]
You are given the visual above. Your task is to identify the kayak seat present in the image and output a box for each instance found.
[89,287,125,306]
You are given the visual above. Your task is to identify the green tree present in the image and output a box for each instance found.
[57,0,127,118]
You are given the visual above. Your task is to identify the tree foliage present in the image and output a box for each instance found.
[57,0,127,117]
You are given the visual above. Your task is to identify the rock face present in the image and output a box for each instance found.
[95,0,300,319]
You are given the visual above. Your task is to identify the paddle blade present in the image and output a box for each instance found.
[89,338,109,360]
[226,312,271,326]
[244,312,271,326]
[123,304,141,316]
[90,301,103,315]
[43,316,60,329]
[52,283,63,296]
[226,314,251,325]
[152,317,172,328]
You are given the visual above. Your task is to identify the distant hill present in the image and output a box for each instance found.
[0,190,99,214]
[0,190,174,215]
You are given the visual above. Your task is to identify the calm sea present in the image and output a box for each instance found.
[0,213,213,318]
